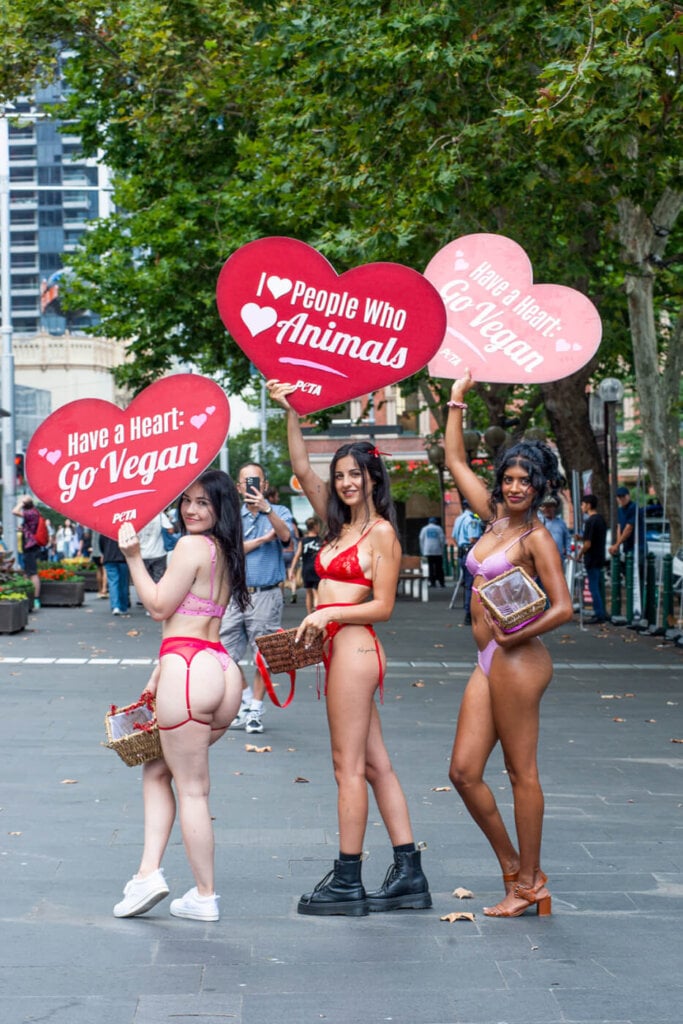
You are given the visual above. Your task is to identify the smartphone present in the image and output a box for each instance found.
[245,476,261,495]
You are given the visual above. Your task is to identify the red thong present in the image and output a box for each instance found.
[157,636,232,731]
[317,603,384,704]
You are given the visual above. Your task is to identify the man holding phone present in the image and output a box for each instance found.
[220,462,296,733]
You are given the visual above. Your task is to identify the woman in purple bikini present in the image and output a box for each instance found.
[443,371,572,918]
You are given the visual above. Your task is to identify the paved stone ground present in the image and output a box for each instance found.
[1,585,681,1024]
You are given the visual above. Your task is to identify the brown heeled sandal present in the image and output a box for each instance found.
[484,872,551,918]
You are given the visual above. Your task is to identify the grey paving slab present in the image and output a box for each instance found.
[1,589,682,1024]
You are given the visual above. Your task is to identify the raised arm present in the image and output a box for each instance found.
[442,371,491,522]
[266,379,330,521]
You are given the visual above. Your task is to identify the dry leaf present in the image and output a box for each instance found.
[452,887,473,899]
[8,831,22,836]
[431,786,452,792]
[287,747,297,752]
[645,719,657,724]
[600,694,617,700]
[233,771,243,775]
[294,776,310,784]
[671,738,683,744]
[625,693,636,698]
[61,779,78,784]
[612,717,625,723]
[127,629,140,637]
[412,679,425,687]
[440,911,476,923]
[245,744,272,753]
[433,643,444,648]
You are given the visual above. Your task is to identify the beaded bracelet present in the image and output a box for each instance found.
[447,400,467,409]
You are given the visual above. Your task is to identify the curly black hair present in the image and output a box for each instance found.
[489,440,564,524]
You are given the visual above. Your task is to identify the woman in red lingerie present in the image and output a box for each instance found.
[443,370,573,917]
[267,379,431,917]
[113,470,249,921]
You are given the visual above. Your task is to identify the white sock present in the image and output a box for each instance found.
[242,687,254,706]
[249,699,263,713]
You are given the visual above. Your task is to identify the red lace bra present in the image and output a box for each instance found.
[314,521,379,588]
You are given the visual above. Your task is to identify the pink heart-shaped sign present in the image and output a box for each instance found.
[216,237,447,414]
[425,234,602,384]
[25,375,230,539]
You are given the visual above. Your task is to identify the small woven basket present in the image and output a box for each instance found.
[255,627,324,674]
[477,566,546,632]
[104,694,162,767]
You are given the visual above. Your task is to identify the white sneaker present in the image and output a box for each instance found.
[229,703,250,730]
[170,887,220,921]
[245,709,264,734]
[113,869,169,917]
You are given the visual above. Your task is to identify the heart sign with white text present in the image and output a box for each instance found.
[25,374,230,540]
[425,234,602,384]
[216,236,447,415]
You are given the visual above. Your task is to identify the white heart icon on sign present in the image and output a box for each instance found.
[241,302,278,337]
[267,276,292,299]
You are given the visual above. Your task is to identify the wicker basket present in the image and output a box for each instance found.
[104,694,162,767]
[477,566,546,632]
[255,626,324,674]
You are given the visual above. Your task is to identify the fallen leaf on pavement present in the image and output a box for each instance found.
[452,887,473,899]
[431,786,452,792]
[61,779,78,784]
[644,719,657,723]
[612,717,625,723]
[245,744,271,753]
[671,738,683,744]
[8,831,22,836]
[127,629,140,637]
[412,680,425,688]
[440,912,476,923]
[294,777,310,784]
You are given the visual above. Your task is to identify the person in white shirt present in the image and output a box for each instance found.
[418,517,446,587]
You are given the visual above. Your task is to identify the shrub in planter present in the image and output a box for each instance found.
[38,566,86,606]
[0,592,30,633]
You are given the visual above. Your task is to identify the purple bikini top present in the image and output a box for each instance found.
[466,524,535,581]
[175,536,226,618]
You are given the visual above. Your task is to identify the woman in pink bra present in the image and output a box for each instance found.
[444,370,572,918]
[113,470,249,922]
[267,379,431,918]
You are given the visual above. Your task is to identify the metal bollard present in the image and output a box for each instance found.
[610,557,621,617]
[662,554,673,626]
[625,552,634,622]
[645,552,657,624]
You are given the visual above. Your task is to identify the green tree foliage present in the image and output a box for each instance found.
[2,1,681,537]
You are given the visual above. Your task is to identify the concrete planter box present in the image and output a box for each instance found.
[82,573,99,592]
[0,599,30,633]
[39,580,85,607]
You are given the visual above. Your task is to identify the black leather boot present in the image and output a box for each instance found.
[366,848,432,912]
[297,859,369,916]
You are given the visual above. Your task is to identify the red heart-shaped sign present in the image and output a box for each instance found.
[216,237,447,414]
[425,234,602,384]
[25,375,230,539]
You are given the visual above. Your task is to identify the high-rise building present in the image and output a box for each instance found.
[4,79,112,338]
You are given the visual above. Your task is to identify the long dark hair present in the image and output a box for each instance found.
[326,442,398,543]
[178,469,250,611]
[489,440,563,524]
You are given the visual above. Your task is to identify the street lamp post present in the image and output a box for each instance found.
[597,378,625,542]
[0,112,17,555]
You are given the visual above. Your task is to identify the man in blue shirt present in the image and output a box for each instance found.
[452,500,483,624]
[220,462,296,734]
[539,497,572,568]
[419,516,446,587]
[609,485,646,583]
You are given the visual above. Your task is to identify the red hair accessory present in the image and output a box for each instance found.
[370,447,391,458]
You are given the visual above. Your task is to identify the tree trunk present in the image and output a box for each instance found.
[616,189,683,550]
[540,367,609,514]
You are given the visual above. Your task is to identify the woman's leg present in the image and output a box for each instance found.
[137,757,176,876]
[325,628,386,854]
[448,663,520,880]
[156,651,239,895]
[484,641,553,912]
[365,701,413,846]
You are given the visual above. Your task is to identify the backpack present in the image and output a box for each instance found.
[34,515,49,548]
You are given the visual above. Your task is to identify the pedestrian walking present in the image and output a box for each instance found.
[452,499,483,624]
[443,370,573,918]
[579,494,608,623]
[12,496,42,609]
[268,378,431,918]
[291,516,324,614]
[113,470,249,921]
[100,534,131,615]
[419,517,446,587]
